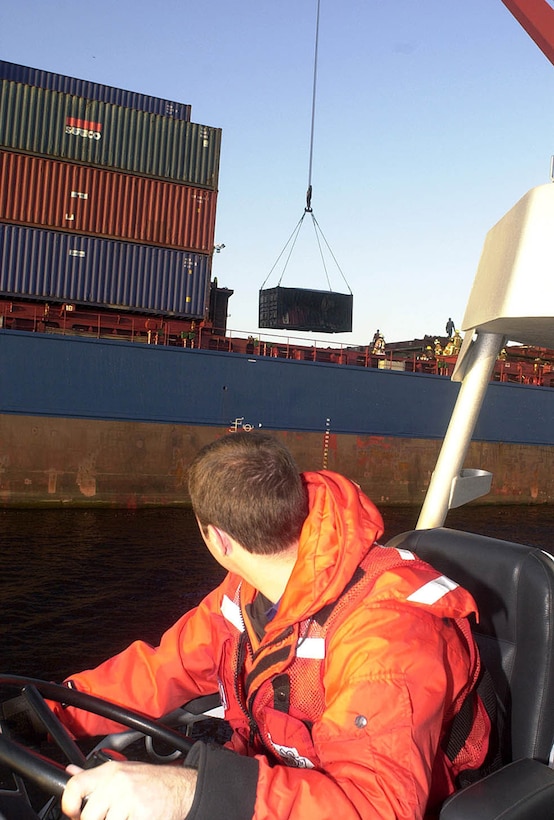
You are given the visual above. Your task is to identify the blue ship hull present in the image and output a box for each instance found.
[0,330,552,507]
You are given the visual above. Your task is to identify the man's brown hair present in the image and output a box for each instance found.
[188,432,308,555]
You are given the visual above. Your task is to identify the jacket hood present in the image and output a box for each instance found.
[273,470,384,627]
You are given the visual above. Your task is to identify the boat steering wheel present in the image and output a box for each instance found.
[0,675,196,819]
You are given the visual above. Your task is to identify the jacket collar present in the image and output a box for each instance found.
[261,470,384,633]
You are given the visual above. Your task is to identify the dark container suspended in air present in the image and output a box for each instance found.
[0,150,218,253]
[0,224,211,317]
[0,59,192,121]
[259,287,353,333]
[0,80,221,190]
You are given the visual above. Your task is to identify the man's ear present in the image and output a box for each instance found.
[207,524,233,557]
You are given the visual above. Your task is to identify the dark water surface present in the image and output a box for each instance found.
[1,505,553,683]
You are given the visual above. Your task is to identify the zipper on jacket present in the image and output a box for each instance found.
[234,612,260,745]
[235,599,295,747]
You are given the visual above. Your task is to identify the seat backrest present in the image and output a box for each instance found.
[386,527,554,765]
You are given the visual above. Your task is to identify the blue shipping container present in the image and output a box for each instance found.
[0,224,210,317]
[0,59,191,121]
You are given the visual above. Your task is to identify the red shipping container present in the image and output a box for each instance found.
[0,150,217,253]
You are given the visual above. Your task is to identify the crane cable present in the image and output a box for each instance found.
[305,0,321,213]
[261,0,351,294]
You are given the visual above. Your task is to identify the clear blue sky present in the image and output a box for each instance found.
[2,1,553,345]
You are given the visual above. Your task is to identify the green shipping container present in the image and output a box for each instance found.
[0,80,221,190]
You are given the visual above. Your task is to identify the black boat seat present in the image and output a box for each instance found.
[385,527,554,819]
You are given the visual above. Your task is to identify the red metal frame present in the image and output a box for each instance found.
[501,0,554,66]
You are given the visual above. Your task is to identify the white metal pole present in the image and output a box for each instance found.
[416,331,504,530]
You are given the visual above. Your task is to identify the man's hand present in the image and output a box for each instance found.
[62,760,198,819]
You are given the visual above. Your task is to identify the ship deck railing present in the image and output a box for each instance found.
[1,297,553,387]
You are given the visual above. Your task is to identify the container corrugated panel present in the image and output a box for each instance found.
[0,150,217,252]
[0,224,210,317]
[0,81,221,189]
[0,60,192,121]
[259,286,353,333]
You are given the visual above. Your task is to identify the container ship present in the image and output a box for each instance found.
[0,60,553,508]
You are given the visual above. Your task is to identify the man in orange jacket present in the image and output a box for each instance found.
[61,432,490,819]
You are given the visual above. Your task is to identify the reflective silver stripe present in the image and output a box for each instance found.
[395,548,416,560]
[406,575,458,604]
[221,594,244,632]
[204,704,226,719]
[296,637,325,659]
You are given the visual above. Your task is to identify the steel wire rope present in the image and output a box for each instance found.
[261,0,351,296]
[260,213,307,290]
[309,212,352,293]
[306,0,321,200]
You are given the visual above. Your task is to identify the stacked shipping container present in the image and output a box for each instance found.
[0,151,217,252]
[0,81,221,186]
[0,225,211,315]
[0,62,221,318]
[0,60,192,121]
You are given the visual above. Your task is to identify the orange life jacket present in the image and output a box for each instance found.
[55,471,490,819]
